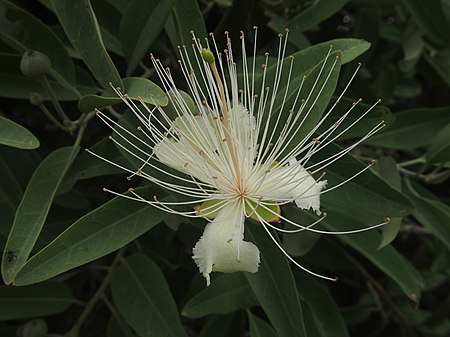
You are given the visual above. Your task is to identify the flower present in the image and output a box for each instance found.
[88,28,389,285]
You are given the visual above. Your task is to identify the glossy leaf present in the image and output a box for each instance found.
[2,146,78,285]
[120,0,176,76]
[13,187,166,285]
[0,0,75,85]
[182,273,253,318]
[0,116,39,149]
[111,253,188,337]
[426,122,450,164]
[245,224,306,337]
[295,271,350,337]
[0,281,73,320]
[367,106,450,150]
[78,77,168,113]
[50,0,122,89]
[248,313,278,337]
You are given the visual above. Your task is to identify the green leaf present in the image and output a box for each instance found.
[372,156,402,248]
[107,315,135,337]
[0,116,39,149]
[406,192,450,251]
[197,314,238,337]
[91,0,124,56]
[426,122,450,164]
[367,106,450,150]
[245,224,306,337]
[402,0,450,47]
[12,187,166,285]
[182,273,253,318]
[295,272,350,337]
[120,0,176,76]
[2,146,78,285]
[0,281,73,320]
[172,0,208,46]
[319,144,414,222]
[317,209,423,302]
[50,0,122,89]
[0,0,75,85]
[111,253,188,337]
[78,77,168,113]
[248,313,278,337]
[425,48,450,89]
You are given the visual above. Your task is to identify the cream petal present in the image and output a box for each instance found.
[259,159,327,215]
[192,202,260,285]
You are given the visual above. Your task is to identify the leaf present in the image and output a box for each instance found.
[120,0,176,76]
[0,281,73,320]
[2,146,78,285]
[295,272,350,337]
[367,106,450,150]
[402,0,450,47]
[248,313,278,337]
[197,314,237,337]
[12,187,166,285]
[425,48,450,89]
[406,192,450,251]
[172,0,208,46]
[0,116,39,149]
[245,224,306,337]
[319,143,414,222]
[182,273,253,318]
[50,0,122,89]
[426,122,450,164]
[316,209,423,302]
[111,253,188,337]
[0,0,75,85]
[78,77,168,113]
[372,156,402,248]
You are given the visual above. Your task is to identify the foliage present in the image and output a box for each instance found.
[0,0,449,336]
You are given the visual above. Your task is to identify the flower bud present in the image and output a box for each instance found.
[20,50,51,78]
[29,92,44,106]
[18,319,48,337]
[201,49,215,64]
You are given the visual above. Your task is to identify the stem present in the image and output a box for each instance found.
[64,248,126,337]
[397,158,426,168]
[37,103,68,131]
[209,61,241,188]
[41,75,74,125]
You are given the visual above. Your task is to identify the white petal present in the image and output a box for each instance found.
[192,202,260,285]
[259,159,327,215]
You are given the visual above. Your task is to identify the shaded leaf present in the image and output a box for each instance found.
[120,0,176,76]
[172,0,208,46]
[426,122,450,164]
[0,116,39,149]
[248,312,278,337]
[182,273,253,318]
[50,0,122,89]
[245,224,306,337]
[111,253,188,337]
[0,281,73,320]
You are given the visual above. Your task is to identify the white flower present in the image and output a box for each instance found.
[89,28,389,285]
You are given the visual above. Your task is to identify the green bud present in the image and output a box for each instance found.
[201,49,215,65]
[29,92,44,106]
[20,50,51,78]
[19,319,48,337]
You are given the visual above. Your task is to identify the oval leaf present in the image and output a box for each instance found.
[111,253,188,337]
[78,77,168,113]
[120,0,176,75]
[12,187,166,285]
[426,122,450,164]
[182,273,253,318]
[0,281,73,320]
[2,146,78,285]
[245,224,307,337]
[0,116,39,149]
